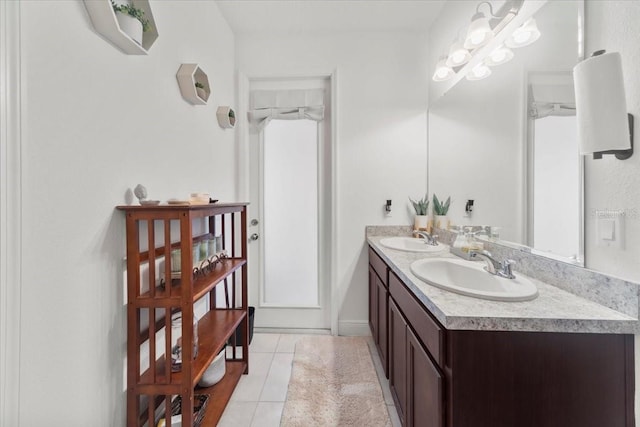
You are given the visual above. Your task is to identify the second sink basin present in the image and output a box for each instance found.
[410,258,538,302]
[380,237,447,253]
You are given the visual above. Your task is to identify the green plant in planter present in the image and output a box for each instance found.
[433,194,451,215]
[409,194,429,216]
[111,1,151,32]
[195,82,205,89]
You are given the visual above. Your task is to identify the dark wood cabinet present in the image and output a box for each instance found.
[369,248,389,377]
[389,284,443,427]
[389,298,408,424]
[407,327,443,427]
[369,244,635,427]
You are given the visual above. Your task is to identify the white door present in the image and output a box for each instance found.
[247,77,332,330]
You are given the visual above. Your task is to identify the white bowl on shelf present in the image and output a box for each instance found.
[198,348,226,387]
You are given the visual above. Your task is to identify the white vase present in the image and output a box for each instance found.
[116,12,143,45]
[434,215,449,230]
[414,215,429,231]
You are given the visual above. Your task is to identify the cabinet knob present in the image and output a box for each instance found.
[251,219,259,226]
[250,233,259,241]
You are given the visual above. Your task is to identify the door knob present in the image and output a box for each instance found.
[250,233,259,241]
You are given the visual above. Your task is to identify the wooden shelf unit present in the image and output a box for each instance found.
[117,202,249,427]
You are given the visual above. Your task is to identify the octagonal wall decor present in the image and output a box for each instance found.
[83,0,159,55]
[176,64,211,105]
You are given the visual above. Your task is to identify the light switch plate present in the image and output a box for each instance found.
[596,210,625,249]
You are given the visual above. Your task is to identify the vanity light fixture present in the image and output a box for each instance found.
[433,0,543,82]
[433,56,455,82]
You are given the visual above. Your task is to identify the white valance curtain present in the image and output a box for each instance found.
[529,81,576,119]
[248,89,325,130]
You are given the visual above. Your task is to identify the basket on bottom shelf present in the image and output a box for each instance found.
[156,394,209,427]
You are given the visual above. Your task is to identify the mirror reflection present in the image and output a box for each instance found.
[428,0,583,264]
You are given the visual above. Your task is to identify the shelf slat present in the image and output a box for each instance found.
[135,258,246,304]
[138,309,246,388]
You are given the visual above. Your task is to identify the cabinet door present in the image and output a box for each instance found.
[389,298,407,425]
[406,327,443,427]
[377,278,388,377]
[369,266,378,339]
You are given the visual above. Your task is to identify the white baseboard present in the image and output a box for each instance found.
[254,327,331,335]
[338,320,371,336]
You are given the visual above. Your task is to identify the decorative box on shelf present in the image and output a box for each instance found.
[83,0,159,55]
[216,106,236,129]
[176,64,211,105]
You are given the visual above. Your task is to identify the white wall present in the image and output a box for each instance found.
[584,1,640,283]
[236,32,429,334]
[15,1,235,425]
[583,2,640,421]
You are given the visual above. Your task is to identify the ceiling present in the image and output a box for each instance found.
[216,0,447,35]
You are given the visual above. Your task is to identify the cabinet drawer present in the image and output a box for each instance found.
[369,246,388,286]
[390,272,444,367]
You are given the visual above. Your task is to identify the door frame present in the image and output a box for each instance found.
[0,1,23,425]
[237,70,339,334]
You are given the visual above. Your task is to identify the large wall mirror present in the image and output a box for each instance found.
[428,0,584,264]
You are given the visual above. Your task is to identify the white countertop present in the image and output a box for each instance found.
[368,236,638,334]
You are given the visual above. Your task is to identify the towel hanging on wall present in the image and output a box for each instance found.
[573,51,630,156]
[248,89,325,131]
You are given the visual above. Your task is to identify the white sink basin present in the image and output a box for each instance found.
[380,237,447,253]
[410,258,538,302]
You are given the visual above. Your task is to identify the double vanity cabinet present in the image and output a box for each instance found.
[368,242,636,427]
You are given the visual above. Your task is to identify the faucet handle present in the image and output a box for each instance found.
[500,259,516,279]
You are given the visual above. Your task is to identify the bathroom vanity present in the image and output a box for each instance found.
[368,234,637,427]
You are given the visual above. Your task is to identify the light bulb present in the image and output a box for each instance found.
[466,63,492,80]
[464,12,494,49]
[446,41,471,67]
[432,57,454,82]
[485,45,514,66]
[505,18,541,48]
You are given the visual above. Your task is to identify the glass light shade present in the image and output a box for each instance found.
[432,57,454,82]
[446,41,471,67]
[466,63,492,81]
[464,13,494,49]
[505,18,541,48]
[485,45,514,66]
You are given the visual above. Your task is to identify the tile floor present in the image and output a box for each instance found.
[218,333,401,427]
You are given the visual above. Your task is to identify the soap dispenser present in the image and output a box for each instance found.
[452,228,466,249]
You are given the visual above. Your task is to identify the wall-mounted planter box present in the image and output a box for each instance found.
[83,0,158,55]
[176,64,211,105]
[216,106,236,129]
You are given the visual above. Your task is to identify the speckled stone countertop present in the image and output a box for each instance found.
[367,234,639,334]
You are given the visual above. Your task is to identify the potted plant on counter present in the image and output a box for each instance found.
[433,194,451,230]
[410,194,430,231]
[111,0,150,45]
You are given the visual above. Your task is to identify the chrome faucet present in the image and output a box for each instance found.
[413,230,438,246]
[469,249,516,279]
